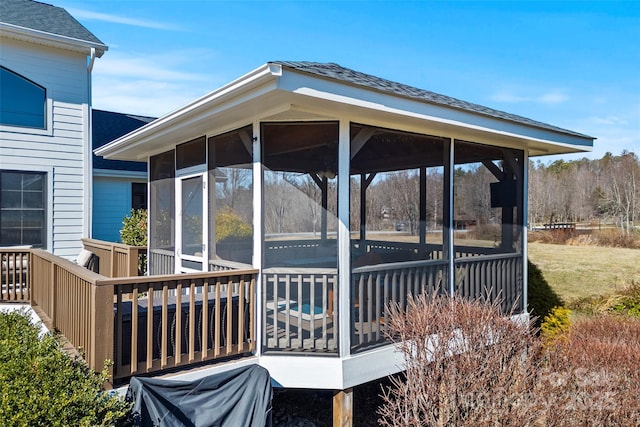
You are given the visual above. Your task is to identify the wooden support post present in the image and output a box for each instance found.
[333,388,353,427]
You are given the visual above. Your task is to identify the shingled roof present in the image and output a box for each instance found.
[92,109,155,172]
[0,0,106,46]
[272,61,592,139]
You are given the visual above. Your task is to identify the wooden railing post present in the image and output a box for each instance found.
[90,281,115,385]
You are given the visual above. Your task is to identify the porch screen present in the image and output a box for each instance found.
[207,125,253,267]
[453,141,525,312]
[262,122,339,269]
[149,149,175,275]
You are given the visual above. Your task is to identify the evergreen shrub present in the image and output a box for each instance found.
[0,309,132,426]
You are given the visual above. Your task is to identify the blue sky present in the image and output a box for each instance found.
[57,0,638,160]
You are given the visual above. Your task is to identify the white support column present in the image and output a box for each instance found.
[338,120,351,357]
[252,120,263,356]
[522,150,529,313]
[445,138,455,297]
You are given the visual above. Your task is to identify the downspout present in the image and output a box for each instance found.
[84,48,96,239]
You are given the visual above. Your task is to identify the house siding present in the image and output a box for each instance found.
[93,177,145,243]
[0,37,89,259]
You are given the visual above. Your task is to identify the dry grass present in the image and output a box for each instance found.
[528,242,640,303]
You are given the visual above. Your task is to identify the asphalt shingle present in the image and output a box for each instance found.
[272,61,592,140]
[0,0,105,45]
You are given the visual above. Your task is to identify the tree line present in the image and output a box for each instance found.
[529,150,639,233]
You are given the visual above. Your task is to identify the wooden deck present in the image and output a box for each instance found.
[1,238,523,384]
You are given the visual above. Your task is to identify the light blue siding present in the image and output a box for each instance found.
[93,177,133,242]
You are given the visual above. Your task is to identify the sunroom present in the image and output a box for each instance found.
[96,61,594,390]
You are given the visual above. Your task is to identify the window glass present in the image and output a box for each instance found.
[0,67,46,129]
[131,182,147,210]
[0,171,46,247]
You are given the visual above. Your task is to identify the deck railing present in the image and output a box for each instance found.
[454,252,522,313]
[263,267,338,353]
[108,270,256,382]
[82,238,147,278]
[26,249,257,386]
[351,259,448,351]
[1,247,31,302]
[148,248,175,275]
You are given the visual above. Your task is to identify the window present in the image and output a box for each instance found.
[0,67,46,129]
[131,182,147,210]
[0,171,47,248]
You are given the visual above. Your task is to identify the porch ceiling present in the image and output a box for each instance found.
[96,62,595,162]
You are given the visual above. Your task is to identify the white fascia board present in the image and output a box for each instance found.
[277,71,594,153]
[0,23,108,57]
[93,169,147,179]
[95,63,282,160]
[341,344,406,389]
[259,354,344,389]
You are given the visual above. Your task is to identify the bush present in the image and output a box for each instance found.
[378,296,640,426]
[528,259,564,327]
[120,209,148,275]
[216,207,252,243]
[120,209,147,246]
[0,309,132,426]
[378,295,542,426]
[541,315,640,426]
[540,306,571,345]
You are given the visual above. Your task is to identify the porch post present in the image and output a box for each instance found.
[252,120,263,354]
[321,176,328,240]
[338,120,351,357]
[360,173,366,242]
[419,166,427,250]
[444,139,455,297]
[333,388,353,427]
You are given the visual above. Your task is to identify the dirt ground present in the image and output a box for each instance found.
[272,376,393,426]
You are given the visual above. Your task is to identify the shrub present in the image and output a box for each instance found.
[540,306,571,345]
[120,209,148,275]
[216,207,252,243]
[120,209,147,246]
[541,315,640,426]
[378,296,640,426]
[378,295,542,426]
[0,309,132,426]
[527,259,564,327]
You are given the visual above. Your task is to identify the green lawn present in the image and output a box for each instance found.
[528,242,640,303]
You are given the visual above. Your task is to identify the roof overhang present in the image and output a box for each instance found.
[0,22,108,57]
[96,63,594,161]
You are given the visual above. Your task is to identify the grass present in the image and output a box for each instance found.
[528,242,640,303]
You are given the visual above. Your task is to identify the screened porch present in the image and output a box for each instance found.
[145,120,525,356]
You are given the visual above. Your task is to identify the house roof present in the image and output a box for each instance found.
[92,109,154,172]
[273,61,592,140]
[96,61,595,162]
[0,0,107,56]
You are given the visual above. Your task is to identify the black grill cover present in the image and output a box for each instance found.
[126,364,272,427]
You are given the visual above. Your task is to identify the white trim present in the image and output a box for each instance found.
[0,23,107,57]
[83,102,91,239]
[92,169,147,179]
[337,120,351,357]
[0,165,53,252]
[252,120,263,356]
[522,150,529,313]
[175,171,208,273]
[95,64,282,159]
